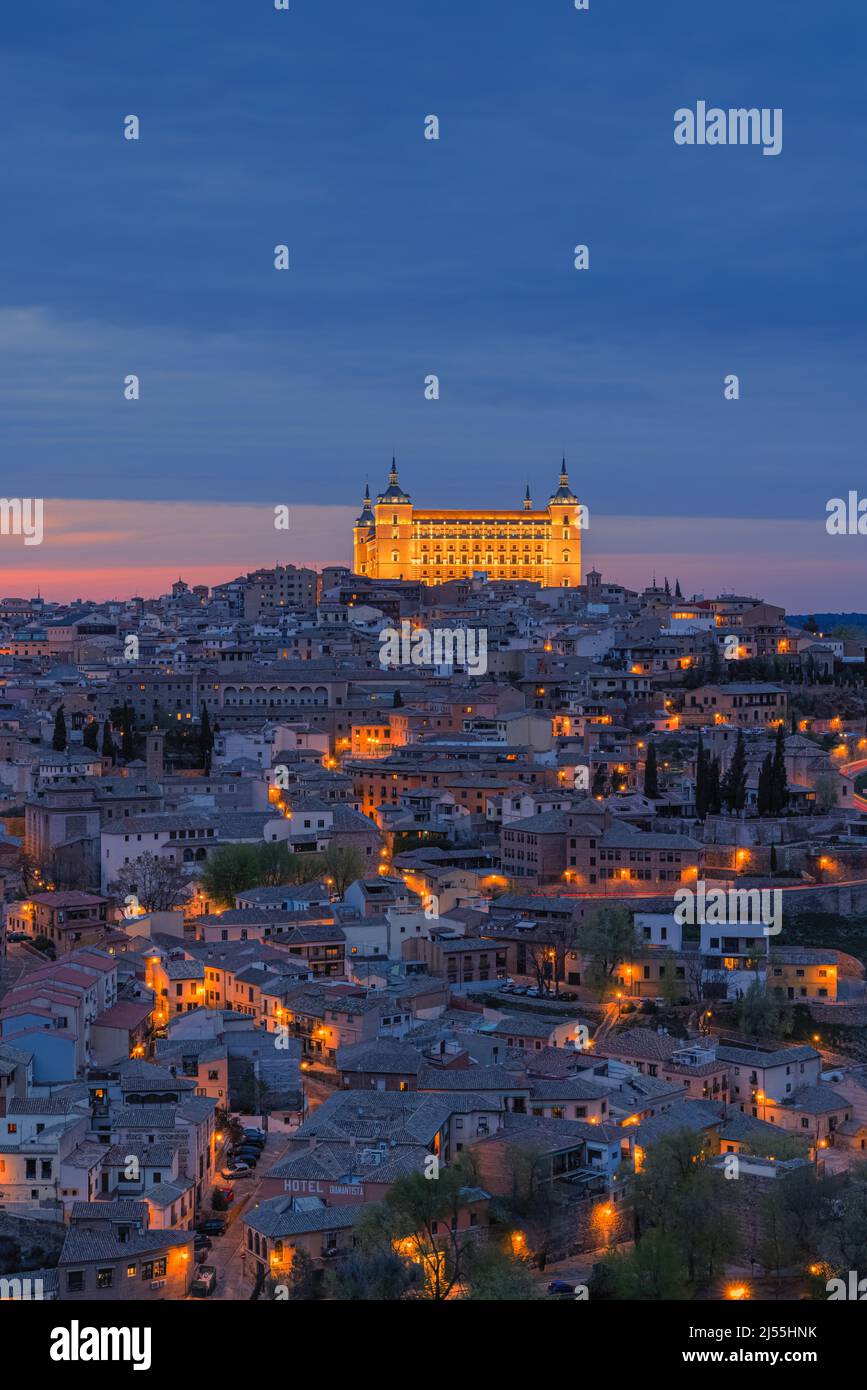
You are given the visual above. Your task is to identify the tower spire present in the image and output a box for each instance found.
[548,456,578,504]
[523,482,532,511]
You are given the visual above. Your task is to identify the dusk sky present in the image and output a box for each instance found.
[2,1,866,606]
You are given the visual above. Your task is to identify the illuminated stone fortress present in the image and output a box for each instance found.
[352,460,583,587]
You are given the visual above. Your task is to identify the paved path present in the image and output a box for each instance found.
[206,1131,289,1300]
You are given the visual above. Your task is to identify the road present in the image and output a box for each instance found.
[204,1130,289,1300]
[842,758,867,812]
[0,940,49,997]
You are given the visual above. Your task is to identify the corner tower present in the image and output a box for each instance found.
[546,459,582,588]
[373,458,414,580]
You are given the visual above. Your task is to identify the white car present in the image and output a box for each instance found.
[221,1162,251,1178]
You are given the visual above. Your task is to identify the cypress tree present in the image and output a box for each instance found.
[695,735,707,818]
[200,703,214,772]
[102,722,116,762]
[757,753,774,816]
[771,725,789,815]
[722,731,747,813]
[120,704,136,762]
[52,705,67,752]
[707,756,722,815]
[82,720,99,752]
[644,742,659,798]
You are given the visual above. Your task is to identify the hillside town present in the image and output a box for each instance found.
[1,554,867,1304]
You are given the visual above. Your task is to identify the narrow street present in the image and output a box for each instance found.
[204,1130,289,1300]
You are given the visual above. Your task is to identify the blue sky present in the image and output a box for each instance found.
[1,1,865,602]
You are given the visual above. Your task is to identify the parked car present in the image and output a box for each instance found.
[526,987,540,998]
[196,1219,226,1237]
[213,1186,235,1204]
[194,1234,211,1254]
[7,932,27,943]
[221,1162,250,1179]
[547,1280,575,1296]
[234,1147,261,1162]
[191,1265,218,1298]
[242,1127,266,1142]
[558,990,578,1002]
[512,985,528,996]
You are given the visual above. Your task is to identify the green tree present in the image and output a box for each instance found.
[320,842,365,896]
[582,904,636,998]
[721,731,748,813]
[695,734,708,818]
[102,722,117,761]
[706,755,722,815]
[199,703,214,773]
[736,980,793,1040]
[355,1156,482,1301]
[756,752,774,816]
[606,1230,692,1300]
[771,725,789,814]
[633,1128,738,1286]
[643,742,659,798]
[254,841,313,887]
[82,720,99,752]
[813,774,838,812]
[462,1241,543,1300]
[52,705,67,752]
[198,843,262,908]
[323,1249,414,1302]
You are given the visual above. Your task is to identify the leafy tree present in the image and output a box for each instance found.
[323,1249,414,1302]
[633,1128,738,1286]
[816,1163,867,1273]
[813,774,838,812]
[736,980,793,1040]
[659,949,682,1004]
[605,1230,692,1301]
[319,842,365,895]
[462,1240,543,1300]
[582,904,636,998]
[198,843,262,908]
[643,742,658,798]
[355,1156,482,1301]
[110,852,192,913]
[266,1248,321,1301]
[52,705,67,752]
[255,841,312,887]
